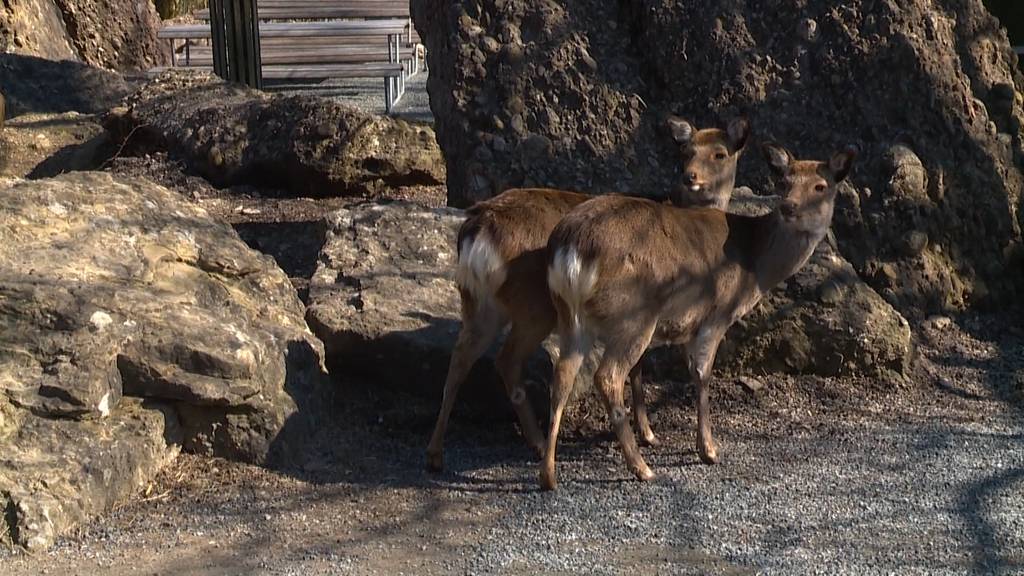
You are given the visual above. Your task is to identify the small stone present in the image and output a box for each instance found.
[208,146,224,167]
[927,315,952,331]
[316,122,338,138]
[902,230,928,256]
[798,18,818,42]
[89,310,113,331]
[480,36,500,54]
[819,281,843,305]
[737,376,765,393]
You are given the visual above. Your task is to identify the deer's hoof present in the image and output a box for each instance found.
[639,431,660,447]
[697,441,720,465]
[425,450,444,473]
[539,463,558,491]
[635,464,656,482]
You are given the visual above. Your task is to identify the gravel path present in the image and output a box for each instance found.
[3,318,1022,576]
[266,69,432,122]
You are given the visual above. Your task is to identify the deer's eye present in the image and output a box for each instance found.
[814,183,827,193]
[714,152,728,161]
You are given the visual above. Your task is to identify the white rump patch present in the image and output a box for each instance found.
[547,247,598,333]
[454,233,507,309]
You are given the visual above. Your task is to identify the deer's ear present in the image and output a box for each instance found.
[726,116,751,153]
[667,115,694,145]
[762,142,792,175]
[828,146,858,182]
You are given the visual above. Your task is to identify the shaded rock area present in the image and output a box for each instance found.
[0,54,136,117]
[0,0,167,70]
[0,398,179,552]
[305,198,912,420]
[0,172,327,549]
[412,0,1024,317]
[104,70,445,198]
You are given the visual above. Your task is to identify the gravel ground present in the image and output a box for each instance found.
[3,313,1023,575]
[266,69,433,122]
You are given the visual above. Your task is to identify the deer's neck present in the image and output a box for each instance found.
[748,213,824,292]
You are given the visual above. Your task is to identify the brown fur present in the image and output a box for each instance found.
[425,119,753,472]
[538,145,856,489]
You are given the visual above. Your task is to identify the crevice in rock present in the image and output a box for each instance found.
[1,491,17,547]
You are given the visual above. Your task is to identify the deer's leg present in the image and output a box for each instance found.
[629,362,658,447]
[426,296,504,472]
[495,317,553,458]
[686,327,726,465]
[539,325,587,491]
[597,323,658,481]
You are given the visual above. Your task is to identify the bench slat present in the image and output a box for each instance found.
[159,19,409,39]
[195,8,409,20]
[149,62,403,79]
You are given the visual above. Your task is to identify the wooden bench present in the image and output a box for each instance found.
[157,14,421,113]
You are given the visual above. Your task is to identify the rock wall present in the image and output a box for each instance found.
[412,0,1024,318]
[0,0,167,70]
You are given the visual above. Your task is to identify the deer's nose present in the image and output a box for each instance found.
[780,200,798,218]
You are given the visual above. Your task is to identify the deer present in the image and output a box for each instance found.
[541,143,857,490]
[425,116,752,472]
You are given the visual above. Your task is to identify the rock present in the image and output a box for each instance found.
[0,0,78,61]
[883,144,928,200]
[736,376,765,393]
[0,398,179,551]
[926,315,953,331]
[0,172,327,548]
[0,0,167,69]
[105,70,445,198]
[413,0,1024,317]
[717,241,913,382]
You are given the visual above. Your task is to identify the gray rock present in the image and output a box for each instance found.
[0,172,327,548]
[104,70,445,198]
[412,0,1024,316]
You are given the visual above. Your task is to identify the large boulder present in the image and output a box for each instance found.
[412,0,1024,318]
[105,70,446,198]
[0,0,167,70]
[305,198,912,417]
[0,172,326,549]
[0,0,78,61]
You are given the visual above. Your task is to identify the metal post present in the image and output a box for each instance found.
[207,0,262,88]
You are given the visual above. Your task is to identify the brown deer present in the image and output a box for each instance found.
[425,116,752,472]
[541,143,857,490]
